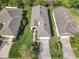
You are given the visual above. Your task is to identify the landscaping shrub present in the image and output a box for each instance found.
[12,37,16,42]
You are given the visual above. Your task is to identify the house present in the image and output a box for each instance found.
[0,7,23,38]
[53,6,79,39]
[30,5,51,39]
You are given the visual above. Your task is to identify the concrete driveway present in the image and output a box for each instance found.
[39,39,51,59]
[60,38,76,59]
[0,38,13,58]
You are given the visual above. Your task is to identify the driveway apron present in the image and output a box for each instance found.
[60,38,76,59]
[0,38,12,58]
[39,39,51,59]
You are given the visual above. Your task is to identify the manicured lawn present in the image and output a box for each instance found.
[9,25,33,58]
[48,6,63,59]
[70,34,79,58]
[50,37,63,59]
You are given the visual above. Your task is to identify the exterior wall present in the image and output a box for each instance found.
[60,36,70,39]
[1,35,15,39]
[52,12,60,37]
[38,37,50,40]
[6,6,17,9]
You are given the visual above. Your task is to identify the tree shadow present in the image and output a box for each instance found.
[16,10,28,40]
[48,9,54,36]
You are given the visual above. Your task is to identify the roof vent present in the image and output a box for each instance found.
[68,19,70,22]
[38,22,41,26]
[64,12,66,15]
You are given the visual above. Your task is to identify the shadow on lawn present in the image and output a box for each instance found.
[16,10,29,40]
[48,9,54,36]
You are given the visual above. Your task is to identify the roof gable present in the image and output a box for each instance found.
[31,5,51,37]
[54,6,79,36]
[0,7,23,36]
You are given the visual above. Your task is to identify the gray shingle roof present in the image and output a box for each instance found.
[30,5,51,38]
[0,7,23,36]
[54,6,79,36]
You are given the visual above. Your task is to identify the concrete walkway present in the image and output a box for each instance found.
[39,39,51,59]
[60,38,76,59]
[0,38,12,58]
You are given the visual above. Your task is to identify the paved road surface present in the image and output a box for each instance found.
[39,39,51,59]
[0,38,12,58]
[60,38,76,59]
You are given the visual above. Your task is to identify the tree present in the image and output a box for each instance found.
[47,0,59,6]
[34,0,44,5]
[59,0,79,8]
[32,41,40,54]
[0,0,9,9]
[8,0,18,7]
[17,0,24,8]
[59,0,73,8]
[29,0,36,6]
[72,0,79,7]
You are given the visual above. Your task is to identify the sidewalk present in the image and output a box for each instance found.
[39,39,51,59]
[0,38,13,58]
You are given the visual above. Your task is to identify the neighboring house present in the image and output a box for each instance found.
[53,6,79,39]
[0,7,23,38]
[30,5,51,39]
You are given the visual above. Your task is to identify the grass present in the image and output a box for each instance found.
[50,37,63,59]
[9,25,33,58]
[48,5,63,59]
[70,34,79,58]
[9,5,32,57]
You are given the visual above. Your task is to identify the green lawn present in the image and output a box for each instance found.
[70,34,79,58]
[9,25,32,57]
[50,37,63,59]
[48,6,63,59]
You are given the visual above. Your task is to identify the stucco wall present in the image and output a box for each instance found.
[1,35,15,39]
[38,37,50,40]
